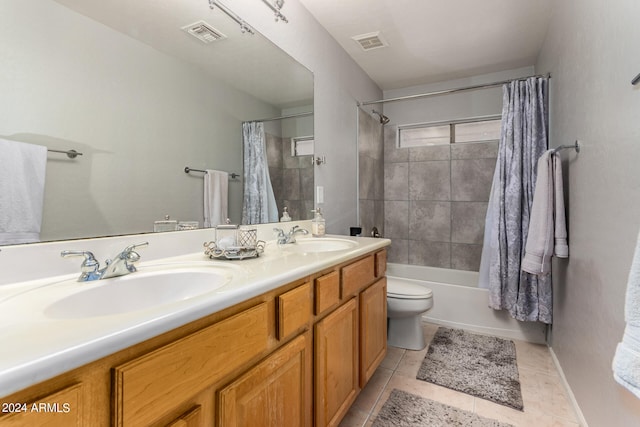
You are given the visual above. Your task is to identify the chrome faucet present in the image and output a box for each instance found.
[61,242,148,282]
[101,242,148,279]
[273,225,309,244]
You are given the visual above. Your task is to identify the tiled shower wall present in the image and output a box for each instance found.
[265,132,314,221]
[383,125,498,271]
[358,109,385,237]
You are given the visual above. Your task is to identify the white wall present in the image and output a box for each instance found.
[0,0,280,240]
[536,0,640,425]
[230,0,382,234]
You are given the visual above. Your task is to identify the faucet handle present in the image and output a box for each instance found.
[61,250,99,271]
[122,242,148,271]
[61,250,101,281]
[122,242,149,254]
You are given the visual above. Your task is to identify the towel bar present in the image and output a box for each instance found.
[551,141,580,154]
[184,167,239,179]
[48,149,82,159]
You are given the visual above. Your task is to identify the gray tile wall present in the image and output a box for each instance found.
[383,125,498,271]
[266,133,314,221]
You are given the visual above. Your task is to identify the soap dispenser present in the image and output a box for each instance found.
[280,207,292,222]
[311,208,326,237]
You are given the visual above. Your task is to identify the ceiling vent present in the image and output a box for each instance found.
[351,31,388,51]
[182,21,226,44]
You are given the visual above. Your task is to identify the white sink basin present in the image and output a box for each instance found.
[282,238,358,253]
[44,265,234,319]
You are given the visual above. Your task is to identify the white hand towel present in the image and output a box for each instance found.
[203,169,228,228]
[522,151,569,274]
[613,229,640,399]
[553,154,569,257]
[0,139,47,245]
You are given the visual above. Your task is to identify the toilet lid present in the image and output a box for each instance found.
[387,279,433,300]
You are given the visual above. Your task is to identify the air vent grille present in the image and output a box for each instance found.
[182,21,226,44]
[351,31,388,51]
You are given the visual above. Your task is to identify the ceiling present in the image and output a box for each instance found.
[299,0,553,90]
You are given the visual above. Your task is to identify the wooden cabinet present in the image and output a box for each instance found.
[1,248,387,427]
[314,298,359,427]
[315,251,388,427]
[359,277,387,387]
[218,332,312,427]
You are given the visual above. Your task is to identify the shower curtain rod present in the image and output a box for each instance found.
[243,111,313,124]
[358,73,551,106]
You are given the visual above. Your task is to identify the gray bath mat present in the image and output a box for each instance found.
[372,389,514,427]
[417,327,523,410]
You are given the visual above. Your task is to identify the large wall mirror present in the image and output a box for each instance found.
[0,0,313,245]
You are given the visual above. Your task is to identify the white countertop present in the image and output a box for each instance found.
[0,231,389,397]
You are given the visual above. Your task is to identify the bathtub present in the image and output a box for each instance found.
[386,263,547,344]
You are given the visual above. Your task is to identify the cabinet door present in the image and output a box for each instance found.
[218,333,311,427]
[359,278,387,387]
[314,298,358,427]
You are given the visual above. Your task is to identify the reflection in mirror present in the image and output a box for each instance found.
[0,0,313,246]
[243,111,314,224]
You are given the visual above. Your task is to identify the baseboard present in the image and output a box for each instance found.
[422,315,546,344]
[549,347,589,427]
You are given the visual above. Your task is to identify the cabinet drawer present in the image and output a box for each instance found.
[277,282,312,340]
[341,255,375,298]
[314,271,340,315]
[375,250,387,277]
[0,383,83,427]
[114,302,270,427]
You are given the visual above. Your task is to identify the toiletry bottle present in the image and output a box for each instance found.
[280,207,292,222]
[311,208,326,237]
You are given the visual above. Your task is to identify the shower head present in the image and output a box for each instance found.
[372,109,390,125]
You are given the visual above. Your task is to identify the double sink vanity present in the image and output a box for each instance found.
[0,222,390,426]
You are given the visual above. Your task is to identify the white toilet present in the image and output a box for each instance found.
[386,277,433,350]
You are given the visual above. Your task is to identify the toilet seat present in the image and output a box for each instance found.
[387,279,432,300]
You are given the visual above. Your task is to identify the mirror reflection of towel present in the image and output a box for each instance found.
[0,139,47,245]
[203,169,228,228]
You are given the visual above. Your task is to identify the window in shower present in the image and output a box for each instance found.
[397,117,501,148]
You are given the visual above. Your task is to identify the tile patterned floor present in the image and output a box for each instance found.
[340,322,581,427]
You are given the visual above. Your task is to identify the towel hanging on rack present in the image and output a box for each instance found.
[521,150,569,275]
[203,170,229,228]
[0,139,47,245]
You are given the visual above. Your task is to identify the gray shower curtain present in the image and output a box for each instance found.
[478,77,552,323]
[241,122,279,224]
